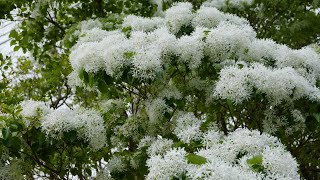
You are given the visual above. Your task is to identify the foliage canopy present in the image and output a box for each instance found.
[0,0,320,179]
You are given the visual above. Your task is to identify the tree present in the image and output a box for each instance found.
[0,0,320,179]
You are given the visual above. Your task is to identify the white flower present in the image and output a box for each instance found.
[147,138,173,156]
[106,156,127,173]
[205,22,256,61]
[70,31,129,77]
[146,128,299,179]
[214,63,320,105]
[174,112,202,143]
[100,33,131,77]
[224,13,249,25]
[78,28,113,43]
[130,27,175,79]
[210,128,282,164]
[67,70,85,90]
[132,46,163,79]
[80,19,102,31]
[20,100,50,118]
[213,65,251,104]
[165,2,193,34]
[192,6,226,28]
[145,98,169,123]
[262,146,300,180]
[41,107,106,150]
[122,15,164,31]
[247,39,279,62]
[275,46,320,79]
[174,27,205,69]
[249,63,320,105]
[202,129,223,148]
[70,41,105,73]
[146,148,188,180]
[137,136,157,149]
[187,160,259,180]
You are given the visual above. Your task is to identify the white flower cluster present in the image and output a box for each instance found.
[20,100,50,127]
[146,128,300,180]
[205,22,256,61]
[214,63,320,105]
[80,19,103,31]
[137,136,156,149]
[175,27,205,69]
[146,148,188,180]
[147,138,173,156]
[173,112,202,143]
[20,100,50,118]
[122,15,164,32]
[145,98,169,124]
[70,26,177,79]
[106,156,127,173]
[69,2,320,107]
[165,2,193,33]
[40,107,106,150]
[247,39,278,61]
[187,160,258,180]
[70,30,128,75]
[69,3,249,81]
[204,128,282,163]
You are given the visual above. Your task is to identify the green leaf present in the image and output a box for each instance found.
[97,80,109,94]
[10,136,21,150]
[79,69,89,83]
[9,123,19,132]
[13,46,20,52]
[237,63,244,69]
[9,30,18,38]
[247,155,264,172]
[2,128,11,140]
[185,153,207,165]
[85,168,92,176]
[10,40,16,46]
[312,113,320,123]
[63,130,77,143]
[247,155,263,165]
[172,141,186,148]
[123,51,136,59]
[121,26,132,38]
[88,73,95,87]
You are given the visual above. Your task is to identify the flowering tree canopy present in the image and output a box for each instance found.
[1,0,320,179]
